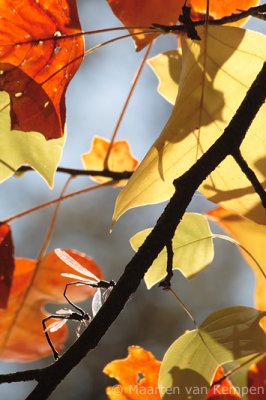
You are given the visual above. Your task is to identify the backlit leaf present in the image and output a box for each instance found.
[248,356,266,400]
[103,346,243,399]
[82,136,138,187]
[103,346,161,399]
[147,50,182,105]
[159,307,266,400]
[0,91,65,187]
[0,223,14,309]
[190,0,260,27]
[0,0,84,139]
[0,249,103,361]
[107,0,183,51]
[130,213,214,289]
[113,26,266,224]
[207,207,266,330]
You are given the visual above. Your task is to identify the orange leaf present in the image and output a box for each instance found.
[0,223,15,309]
[0,249,103,361]
[107,0,183,51]
[248,356,266,400]
[0,0,84,139]
[207,366,241,399]
[103,346,161,399]
[207,207,266,330]
[82,136,138,187]
[190,0,260,27]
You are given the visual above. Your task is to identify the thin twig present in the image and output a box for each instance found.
[17,166,133,180]
[2,181,114,224]
[104,42,153,169]
[211,353,263,387]
[232,149,266,209]
[153,3,266,33]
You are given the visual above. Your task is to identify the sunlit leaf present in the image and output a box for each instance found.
[159,307,266,400]
[103,346,244,399]
[107,0,183,51]
[147,50,182,105]
[113,26,266,225]
[103,346,161,399]
[130,213,214,289]
[190,0,260,27]
[248,356,266,400]
[82,136,138,187]
[207,207,266,330]
[0,0,84,139]
[0,91,65,187]
[0,223,14,309]
[0,249,103,361]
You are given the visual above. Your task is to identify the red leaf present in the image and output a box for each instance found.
[107,0,183,51]
[0,249,103,361]
[0,223,15,309]
[207,366,241,399]
[190,0,260,27]
[248,356,266,400]
[0,0,84,139]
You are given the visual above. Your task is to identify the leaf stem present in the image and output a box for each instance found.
[17,165,133,180]
[104,42,153,169]
[2,181,113,225]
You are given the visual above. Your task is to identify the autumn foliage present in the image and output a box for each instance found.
[0,0,265,399]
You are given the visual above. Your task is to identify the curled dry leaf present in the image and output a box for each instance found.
[107,0,183,51]
[0,223,15,309]
[190,0,260,27]
[207,207,266,331]
[0,249,103,361]
[0,0,84,139]
[82,136,138,187]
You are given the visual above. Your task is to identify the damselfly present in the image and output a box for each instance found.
[42,248,115,360]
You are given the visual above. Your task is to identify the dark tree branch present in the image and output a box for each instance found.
[17,166,133,180]
[159,239,174,289]
[232,149,266,208]
[152,3,266,33]
[15,62,265,400]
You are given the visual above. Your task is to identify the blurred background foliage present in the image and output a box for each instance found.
[0,0,265,398]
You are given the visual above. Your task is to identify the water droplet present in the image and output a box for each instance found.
[0,70,4,75]
[54,46,61,54]
[54,31,62,37]
[44,101,49,108]
[15,92,23,98]
[54,87,58,92]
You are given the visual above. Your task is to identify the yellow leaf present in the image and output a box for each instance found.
[130,213,214,289]
[0,91,65,187]
[207,207,266,320]
[113,26,266,224]
[147,50,182,105]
